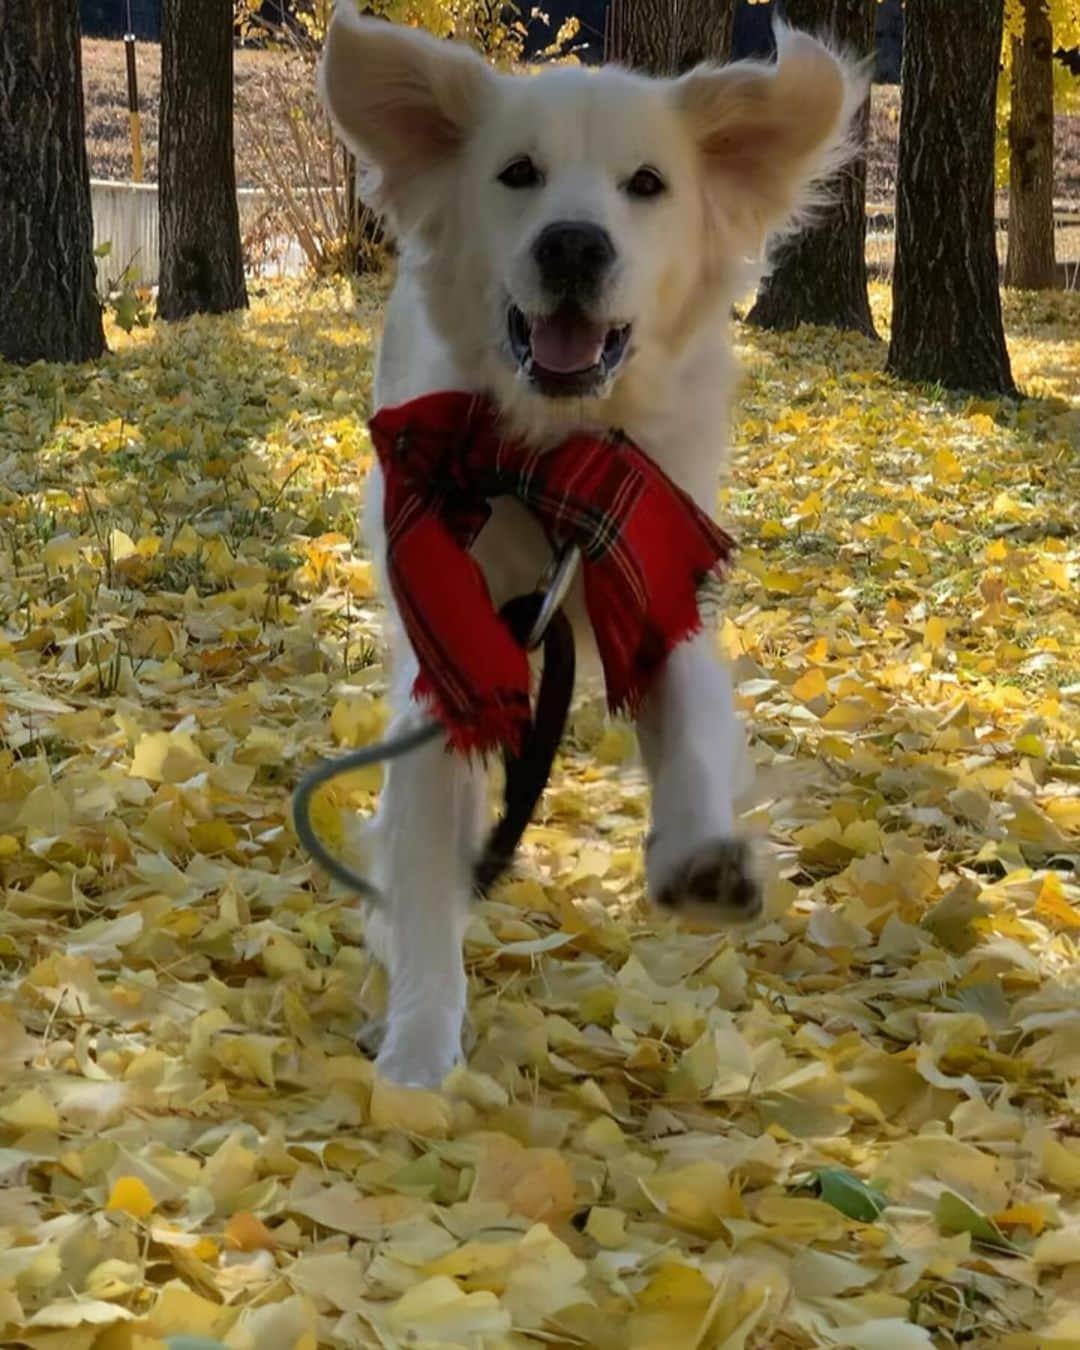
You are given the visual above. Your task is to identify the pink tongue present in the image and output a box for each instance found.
[530,310,606,374]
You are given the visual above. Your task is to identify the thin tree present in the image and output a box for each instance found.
[612,0,735,74]
[887,0,1015,395]
[158,0,248,320]
[0,0,105,364]
[1004,0,1056,289]
[746,0,877,338]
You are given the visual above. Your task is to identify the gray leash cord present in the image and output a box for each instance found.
[292,546,581,905]
[292,720,441,900]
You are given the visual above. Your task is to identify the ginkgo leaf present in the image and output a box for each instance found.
[792,667,829,702]
[369,1079,453,1136]
[387,1276,511,1339]
[936,1189,1017,1251]
[27,1299,137,1327]
[224,1211,277,1251]
[129,731,210,784]
[815,1168,888,1222]
[106,1175,156,1219]
[469,1135,577,1220]
[0,1088,59,1133]
[1033,1227,1080,1267]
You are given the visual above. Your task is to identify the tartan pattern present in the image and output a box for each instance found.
[370,391,735,754]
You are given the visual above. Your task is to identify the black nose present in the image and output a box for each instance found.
[532,221,615,298]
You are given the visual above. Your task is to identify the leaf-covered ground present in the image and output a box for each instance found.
[0,280,1077,1350]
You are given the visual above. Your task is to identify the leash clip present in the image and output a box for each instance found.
[527,544,581,651]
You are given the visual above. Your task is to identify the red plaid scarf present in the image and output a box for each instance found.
[369,391,734,755]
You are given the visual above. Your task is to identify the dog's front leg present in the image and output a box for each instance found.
[367,696,485,1089]
[636,632,762,921]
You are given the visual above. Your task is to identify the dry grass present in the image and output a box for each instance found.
[82,37,298,189]
[83,39,1080,215]
[866,83,1080,215]
[865,224,1080,288]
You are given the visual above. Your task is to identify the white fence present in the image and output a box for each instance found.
[91,180,307,289]
[94,181,1079,293]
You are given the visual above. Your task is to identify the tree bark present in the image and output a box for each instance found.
[158,0,248,320]
[1005,0,1056,290]
[746,0,877,338]
[0,0,105,364]
[614,0,734,74]
[886,0,1015,395]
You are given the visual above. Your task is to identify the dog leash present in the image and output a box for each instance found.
[292,545,581,903]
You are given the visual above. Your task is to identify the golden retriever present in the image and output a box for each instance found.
[319,6,863,1086]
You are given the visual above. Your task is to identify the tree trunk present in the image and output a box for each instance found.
[614,0,734,74]
[746,0,877,338]
[1005,0,1055,290]
[0,0,105,364]
[886,0,1015,395]
[158,0,248,320]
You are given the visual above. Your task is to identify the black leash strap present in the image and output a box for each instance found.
[474,594,574,894]
[292,589,576,903]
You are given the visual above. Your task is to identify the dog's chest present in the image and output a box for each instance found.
[469,497,600,677]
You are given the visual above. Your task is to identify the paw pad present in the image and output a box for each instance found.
[655,837,762,921]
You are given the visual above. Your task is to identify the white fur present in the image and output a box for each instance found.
[319,8,865,1087]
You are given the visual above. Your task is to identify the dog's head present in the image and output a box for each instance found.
[320,10,863,435]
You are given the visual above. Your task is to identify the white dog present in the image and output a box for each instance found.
[318,7,863,1088]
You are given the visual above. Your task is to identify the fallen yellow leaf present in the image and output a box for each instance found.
[105,1175,155,1220]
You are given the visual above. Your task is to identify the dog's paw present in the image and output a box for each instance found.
[374,1014,465,1090]
[649,835,763,923]
[375,1041,462,1091]
[356,1015,387,1057]
[361,1012,474,1067]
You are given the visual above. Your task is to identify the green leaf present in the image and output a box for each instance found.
[94,240,113,258]
[935,1189,1017,1251]
[815,1167,888,1222]
[112,291,140,334]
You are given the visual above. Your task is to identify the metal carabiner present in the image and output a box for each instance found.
[527,544,581,650]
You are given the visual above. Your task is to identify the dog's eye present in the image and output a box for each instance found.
[498,156,542,189]
[625,166,666,200]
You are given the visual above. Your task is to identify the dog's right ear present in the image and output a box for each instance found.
[319,8,493,229]
[674,26,865,259]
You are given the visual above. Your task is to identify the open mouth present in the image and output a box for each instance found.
[507,304,632,398]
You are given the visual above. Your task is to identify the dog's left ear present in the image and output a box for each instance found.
[319,8,494,231]
[675,25,867,257]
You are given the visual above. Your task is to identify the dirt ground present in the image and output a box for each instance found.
[82,37,1080,220]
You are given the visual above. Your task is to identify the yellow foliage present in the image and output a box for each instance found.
[997,0,1080,183]
[239,0,580,69]
[0,279,1075,1346]
[105,1176,156,1219]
